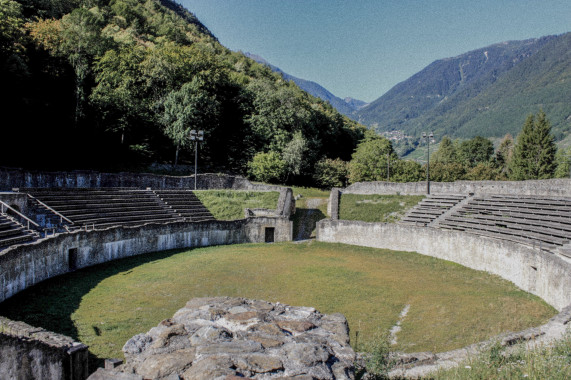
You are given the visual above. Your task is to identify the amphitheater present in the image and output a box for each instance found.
[1,167,570,379]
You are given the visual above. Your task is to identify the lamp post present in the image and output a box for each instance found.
[422,132,434,194]
[189,129,204,190]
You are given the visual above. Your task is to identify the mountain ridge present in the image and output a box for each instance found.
[356,33,571,143]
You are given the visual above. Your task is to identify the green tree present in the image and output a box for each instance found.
[0,0,25,58]
[495,133,514,179]
[282,132,308,182]
[314,158,349,189]
[391,160,424,182]
[510,110,557,180]
[91,45,148,145]
[464,162,499,180]
[429,162,466,182]
[246,79,312,152]
[554,147,571,179]
[248,151,286,184]
[161,73,222,166]
[58,7,109,125]
[432,136,458,164]
[348,137,397,183]
[457,136,494,167]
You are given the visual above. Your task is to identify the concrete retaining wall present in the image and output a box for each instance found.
[0,216,290,380]
[0,168,282,192]
[0,317,88,380]
[0,217,291,303]
[317,219,571,311]
[344,179,571,197]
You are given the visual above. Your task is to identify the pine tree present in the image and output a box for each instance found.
[495,133,514,178]
[510,110,557,180]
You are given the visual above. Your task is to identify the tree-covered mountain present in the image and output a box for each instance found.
[244,52,367,119]
[0,0,365,185]
[357,33,571,143]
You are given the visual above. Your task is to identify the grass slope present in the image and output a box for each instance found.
[339,194,425,222]
[290,186,330,240]
[0,242,555,364]
[434,332,571,379]
[194,190,279,220]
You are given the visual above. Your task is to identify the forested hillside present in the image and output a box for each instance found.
[357,33,571,142]
[0,0,365,184]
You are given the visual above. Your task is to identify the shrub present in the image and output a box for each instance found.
[314,158,349,189]
[247,151,286,184]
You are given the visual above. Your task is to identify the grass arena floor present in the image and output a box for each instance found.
[0,241,556,363]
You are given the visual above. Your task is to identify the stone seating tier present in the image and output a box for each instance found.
[154,190,215,222]
[0,215,37,249]
[400,194,467,226]
[453,211,571,233]
[438,194,571,250]
[25,188,217,228]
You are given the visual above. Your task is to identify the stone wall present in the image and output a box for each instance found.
[343,179,571,197]
[0,168,294,219]
[0,167,282,192]
[0,192,29,214]
[316,219,571,311]
[0,317,88,380]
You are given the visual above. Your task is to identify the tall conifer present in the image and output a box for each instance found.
[510,110,556,180]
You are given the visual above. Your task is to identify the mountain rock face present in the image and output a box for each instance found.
[91,297,356,380]
[245,53,367,119]
[357,33,571,142]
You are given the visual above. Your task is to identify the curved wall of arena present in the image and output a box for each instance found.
[317,219,571,311]
[0,217,291,303]
[0,216,291,379]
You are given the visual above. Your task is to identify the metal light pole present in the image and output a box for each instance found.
[189,130,204,190]
[422,132,434,194]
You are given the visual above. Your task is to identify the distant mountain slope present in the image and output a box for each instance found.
[357,33,571,142]
[244,53,366,119]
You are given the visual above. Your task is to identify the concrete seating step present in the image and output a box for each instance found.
[444,215,571,241]
[453,211,571,233]
[439,219,567,246]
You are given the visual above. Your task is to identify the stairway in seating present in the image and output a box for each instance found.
[399,194,467,226]
[153,190,216,222]
[437,194,571,251]
[25,188,183,229]
[0,213,39,250]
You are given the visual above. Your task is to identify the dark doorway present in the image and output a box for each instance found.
[68,248,78,271]
[264,227,275,243]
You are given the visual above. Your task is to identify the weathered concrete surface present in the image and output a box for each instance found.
[0,217,292,303]
[327,188,341,219]
[316,219,571,311]
[317,219,571,377]
[0,317,88,380]
[93,297,355,380]
[343,179,571,197]
[0,168,281,192]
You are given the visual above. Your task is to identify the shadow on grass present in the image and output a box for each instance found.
[0,248,187,369]
[292,208,326,240]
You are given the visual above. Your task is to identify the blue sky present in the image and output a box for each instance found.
[181,0,571,103]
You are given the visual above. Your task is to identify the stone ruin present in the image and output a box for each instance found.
[89,297,356,380]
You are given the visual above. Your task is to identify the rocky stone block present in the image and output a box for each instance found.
[112,297,356,379]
